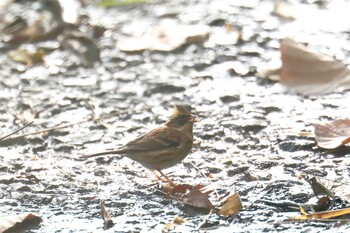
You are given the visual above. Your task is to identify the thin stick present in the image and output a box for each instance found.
[190,161,219,199]
[0,121,34,141]
[0,119,90,143]
[195,209,213,231]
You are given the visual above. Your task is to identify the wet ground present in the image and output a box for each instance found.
[1,0,350,232]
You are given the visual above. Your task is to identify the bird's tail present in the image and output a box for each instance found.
[81,149,122,159]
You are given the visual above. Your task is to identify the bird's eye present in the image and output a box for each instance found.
[177,115,189,122]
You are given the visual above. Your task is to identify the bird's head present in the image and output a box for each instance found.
[165,105,197,132]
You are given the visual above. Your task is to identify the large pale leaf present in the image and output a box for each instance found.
[280,38,350,95]
[314,119,350,149]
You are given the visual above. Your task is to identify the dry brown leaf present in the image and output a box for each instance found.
[0,213,41,232]
[280,38,350,95]
[181,185,214,210]
[307,177,335,198]
[167,184,214,210]
[118,24,210,52]
[99,200,114,230]
[219,193,243,216]
[314,119,350,149]
[291,207,350,220]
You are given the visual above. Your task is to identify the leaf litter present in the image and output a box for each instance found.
[1,0,350,232]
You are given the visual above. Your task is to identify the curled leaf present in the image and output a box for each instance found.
[219,193,243,216]
[306,177,335,199]
[280,38,350,95]
[314,119,350,149]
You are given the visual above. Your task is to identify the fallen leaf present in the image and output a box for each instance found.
[162,216,187,233]
[314,119,350,149]
[117,23,210,52]
[99,200,114,230]
[182,186,214,210]
[0,213,41,233]
[219,193,243,216]
[170,184,194,195]
[291,207,350,220]
[306,177,335,198]
[9,48,45,66]
[280,38,350,95]
[167,184,215,210]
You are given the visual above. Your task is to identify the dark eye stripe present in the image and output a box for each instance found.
[166,114,190,128]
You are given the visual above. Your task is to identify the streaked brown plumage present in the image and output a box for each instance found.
[83,105,196,173]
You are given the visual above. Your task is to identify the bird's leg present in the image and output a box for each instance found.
[151,170,177,187]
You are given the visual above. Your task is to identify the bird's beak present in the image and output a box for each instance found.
[190,115,199,122]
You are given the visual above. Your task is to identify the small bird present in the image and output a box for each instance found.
[83,105,197,185]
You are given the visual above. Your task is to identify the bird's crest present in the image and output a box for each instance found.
[171,105,191,116]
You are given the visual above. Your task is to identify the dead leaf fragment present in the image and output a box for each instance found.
[291,207,350,220]
[167,184,215,211]
[306,177,335,199]
[219,193,243,216]
[99,200,114,230]
[280,38,350,95]
[9,48,45,66]
[182,186,215,210]
[314,119,350,149]
[0,213,42,233]
[118,23,210,52]
[162,216,187,233]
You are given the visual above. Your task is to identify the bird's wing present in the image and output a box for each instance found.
[120,127,181,152]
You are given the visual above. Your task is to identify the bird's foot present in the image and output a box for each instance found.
[151,170,177,187]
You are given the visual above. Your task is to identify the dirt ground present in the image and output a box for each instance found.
[1,0,350,232]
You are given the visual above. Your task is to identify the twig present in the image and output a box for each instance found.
[0,119,91,143]
[0,121,34,141]
[195,209,213,231]
[190,161,219,199]
[53,165,75,181]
